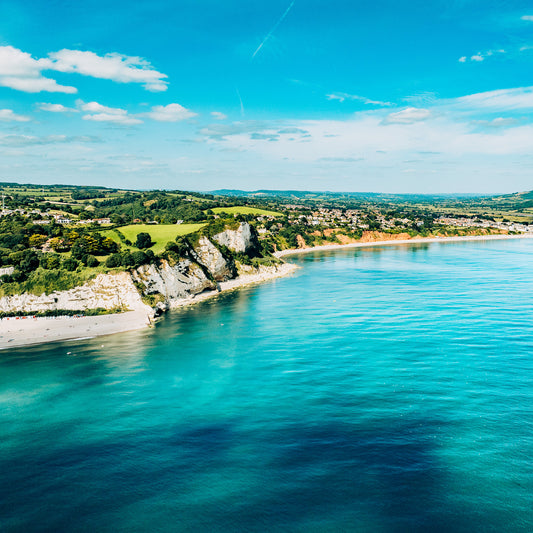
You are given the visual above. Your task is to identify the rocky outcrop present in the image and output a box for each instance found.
[189,236,235,281]
[213,222,259,254]
[131,259,215,300]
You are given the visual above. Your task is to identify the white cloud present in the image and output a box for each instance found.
[79,100,142,125]
[78,101,123,114]
[38,103,77,112]
[83,113,142,125]
[143,103,197,122]
[205,115,533,164]
[46,49,168,92]
[458,49,506,63]
[0,46,77,93]
[0,109,31,122]
[0,134,99,146]
[382,107,431,124]
[211,111,227,120]
[326,92,391,106]
[0,45,168,93]
[455,86,533,110]
[521,15,533,21]
[472,117,518,128]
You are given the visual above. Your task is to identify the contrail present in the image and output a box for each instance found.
[235,87,245,116]
[252,1,295,59]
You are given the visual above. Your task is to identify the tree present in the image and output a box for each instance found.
[131,250,148,267]
[62,257,79,271]
[71,235,100,258]
[102,237,119,254]
[86,255,99,268]
[43,254,61,269]
[106,253,122,268]
[135,232,153,249]
[121,252,135,268]
[29,234,48,248]
[19,250,40,273]
[49,237,68,252]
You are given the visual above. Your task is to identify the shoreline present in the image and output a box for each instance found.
[0,262,298,350]
[274,233,533,257]
[0,310,150,350]
[167,262,299,310]
[2,234,531,350]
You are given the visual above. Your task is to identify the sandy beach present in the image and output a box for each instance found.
[0,262,298,350]
[0,310,150,350]
[274,233,533,257]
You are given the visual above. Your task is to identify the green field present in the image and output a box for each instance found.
[105,223,206,254]
[211,206,282,217]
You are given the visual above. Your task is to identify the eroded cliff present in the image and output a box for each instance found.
[0,222,283,317]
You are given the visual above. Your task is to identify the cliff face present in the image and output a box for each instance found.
[213,222,259,254]
[189,236,236,281]
[0,272,149,315]
[132,223,258,309]
[0,222,269,316]
[132,258,215,301]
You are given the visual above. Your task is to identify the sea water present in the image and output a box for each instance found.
[1,238,532,532]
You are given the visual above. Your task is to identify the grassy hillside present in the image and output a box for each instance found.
[107,223,206,254]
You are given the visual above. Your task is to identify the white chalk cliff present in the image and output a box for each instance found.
[0,223,280,317]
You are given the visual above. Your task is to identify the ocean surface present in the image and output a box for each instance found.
[1,238,533,532]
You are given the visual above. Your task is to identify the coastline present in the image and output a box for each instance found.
[273,233,533,257]
[0,262,298,350]
[2,234,531,350]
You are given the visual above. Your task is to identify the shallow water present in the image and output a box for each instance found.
[1,238,533,532]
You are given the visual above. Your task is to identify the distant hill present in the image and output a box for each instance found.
[483,190,533,208]
[210,189,485,202]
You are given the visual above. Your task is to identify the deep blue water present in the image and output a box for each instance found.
[1,238,533,532]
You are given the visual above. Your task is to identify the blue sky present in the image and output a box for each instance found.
[1,0,533,193]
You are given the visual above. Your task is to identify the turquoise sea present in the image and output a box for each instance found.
[1,238,533,532]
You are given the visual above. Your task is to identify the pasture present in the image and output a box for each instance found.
[106,223,206,253]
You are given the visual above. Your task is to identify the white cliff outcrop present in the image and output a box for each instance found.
[131,258,215,301]
[213,222,257,253]
[189,236,235,281]
[0,272,150,315]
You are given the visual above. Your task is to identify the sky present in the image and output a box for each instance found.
[1,0,533,193]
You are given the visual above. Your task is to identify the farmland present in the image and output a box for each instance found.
[106,223,206,254]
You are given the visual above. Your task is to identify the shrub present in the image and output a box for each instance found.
[131,250,148,267]
[42,254,61,270]
[121,252,135,268]
[135,232,153,249]
[62,257,79,271]
[106,253,122,268]
[86,255,99,268]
